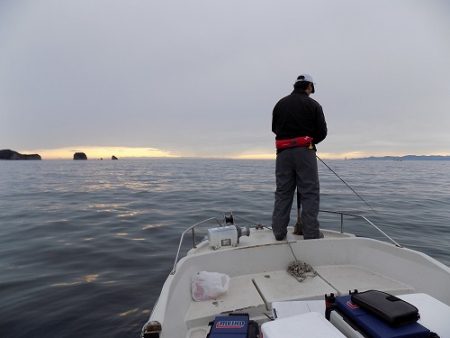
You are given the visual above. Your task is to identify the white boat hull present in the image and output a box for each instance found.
[144,227,450,337]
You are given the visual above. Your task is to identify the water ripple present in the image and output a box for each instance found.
[0,159,449,338]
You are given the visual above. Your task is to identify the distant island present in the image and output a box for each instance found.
[354,155,450,161]
[0,149,121,160]
[0,149,41,160]
[73,152,88,160]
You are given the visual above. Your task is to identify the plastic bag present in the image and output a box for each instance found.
[191,271,230,301]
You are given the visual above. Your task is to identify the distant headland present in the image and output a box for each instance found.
[353,155,450,161]
[0,149,41,160]
[1,149,119,160]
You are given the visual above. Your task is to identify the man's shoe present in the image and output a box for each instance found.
[304,231,325,240]
[274,233,287,241]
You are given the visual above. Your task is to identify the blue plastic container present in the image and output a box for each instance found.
[208,314,249,338]
[335,295,431,338]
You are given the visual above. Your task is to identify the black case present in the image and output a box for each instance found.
[351,290,420,326]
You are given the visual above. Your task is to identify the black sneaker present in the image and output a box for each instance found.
[274,233,287,241]
[304,231,324,240]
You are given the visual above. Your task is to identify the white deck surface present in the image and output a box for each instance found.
[185,264,413,330]
[315,265,414,295]
[252,270,336,305]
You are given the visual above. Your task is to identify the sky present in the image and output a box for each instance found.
[1,0,449,159]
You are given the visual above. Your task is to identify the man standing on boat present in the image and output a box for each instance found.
[271,74,327,240]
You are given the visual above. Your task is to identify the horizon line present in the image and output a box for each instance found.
[5,146,450,161]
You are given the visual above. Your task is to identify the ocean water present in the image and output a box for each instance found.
[0,158,449,338]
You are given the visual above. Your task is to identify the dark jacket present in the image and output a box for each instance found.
[272,89,327,145]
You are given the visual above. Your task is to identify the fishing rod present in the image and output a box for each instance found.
[316,155,377,214]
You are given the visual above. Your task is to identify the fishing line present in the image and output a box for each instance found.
[316,155,377,214]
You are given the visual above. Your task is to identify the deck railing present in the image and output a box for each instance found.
[170,210,401,274]
[319,210,401,248]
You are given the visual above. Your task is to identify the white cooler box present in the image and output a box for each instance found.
[261,312,346,338]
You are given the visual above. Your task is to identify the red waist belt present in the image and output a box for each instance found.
[276,136,314,150]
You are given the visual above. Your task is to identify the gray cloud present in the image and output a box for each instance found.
[1,0,449,157]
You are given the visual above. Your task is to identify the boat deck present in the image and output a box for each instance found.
[182,230,414,336]
[144,216,450,338]
[146,226,450,338]
[185,265,414,331]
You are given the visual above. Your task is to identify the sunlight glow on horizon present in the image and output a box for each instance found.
[19,146,450,160]
[22,146,179,159]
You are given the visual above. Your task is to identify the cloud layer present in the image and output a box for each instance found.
[1,0,449,158]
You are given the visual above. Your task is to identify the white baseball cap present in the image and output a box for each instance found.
[294,74,315,93]
[295,74,315,84]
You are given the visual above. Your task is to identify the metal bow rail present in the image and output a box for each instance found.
[319,209,401,248]
[170,211,401,274]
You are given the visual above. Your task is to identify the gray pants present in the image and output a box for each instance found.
[272,147,321,239]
